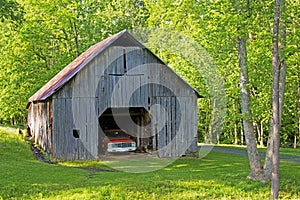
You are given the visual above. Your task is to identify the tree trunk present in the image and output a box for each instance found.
[234,121,238,145]
[255,122,260,145]
[240,119,244,145]
[264,0,286,183]
[238,36,264,180]
[233,102,239,145]
[295,127,298,149]
[72,21,79,57]
[264,132,273,181]
[253,121,258,143]
[256,120,264,146]
[260,120,264,146]
[270,0,281,198]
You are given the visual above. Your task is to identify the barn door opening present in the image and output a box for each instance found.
[98,107,152,155]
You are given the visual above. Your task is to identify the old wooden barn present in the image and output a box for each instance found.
[27,30,200,160]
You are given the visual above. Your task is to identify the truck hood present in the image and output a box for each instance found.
[108,139,134,143]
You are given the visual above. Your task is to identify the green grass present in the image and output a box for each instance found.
[216,143,300,157]
[0,129,299,199]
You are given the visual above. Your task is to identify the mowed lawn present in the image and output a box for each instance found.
[0,129,299,199]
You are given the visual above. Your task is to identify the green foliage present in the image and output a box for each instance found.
[0,0,299,145]
[0,0,149,124]
[144,0,299,145]
[0,0,24,23]
[0,129,299,199]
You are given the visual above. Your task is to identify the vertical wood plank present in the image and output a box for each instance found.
[171,97,176,156]
[175,97,181,156]
[52,99,58,158]
[166,97,171,157]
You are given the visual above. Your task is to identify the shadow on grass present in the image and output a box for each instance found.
[0,129,299,199]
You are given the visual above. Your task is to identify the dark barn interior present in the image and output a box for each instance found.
[98,107,152,153]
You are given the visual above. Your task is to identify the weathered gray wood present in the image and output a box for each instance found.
[29,43,198,160]
[176,97,183,156]
[52,99,57,158]
[171,97,177,156]
[166,97,171,157]
[65,98,73,159]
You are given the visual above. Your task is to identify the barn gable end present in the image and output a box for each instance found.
[27,30,199,160]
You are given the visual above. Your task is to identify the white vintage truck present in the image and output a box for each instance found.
[104,129,136,152]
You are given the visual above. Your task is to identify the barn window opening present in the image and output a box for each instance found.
[123,49,127,73]
[73,129,80,138]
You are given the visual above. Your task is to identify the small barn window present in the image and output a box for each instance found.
[123,49,127,73]
[73,129,80,138]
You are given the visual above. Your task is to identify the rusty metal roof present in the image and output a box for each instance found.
[28,29,201,107]
[28,30,142,104]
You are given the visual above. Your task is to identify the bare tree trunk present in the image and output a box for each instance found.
[278,1,286,129]
[260,120,264,146]
[73,21,79,57]
[253,121,258,143]
[234,0,264,180]
[234,121,238,145]
[264,132,273,180]
[270,0,281,198]
[294,133,298,149]
[234,102,239,145]
[240,119,244,145]
[255,121,260,145]
[256,120,264,146]
[238,36,264,180]
[264,0,286,183]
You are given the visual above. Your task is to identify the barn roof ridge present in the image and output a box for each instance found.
[28,29,201,107]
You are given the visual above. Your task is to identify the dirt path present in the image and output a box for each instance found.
[205,145,300,163]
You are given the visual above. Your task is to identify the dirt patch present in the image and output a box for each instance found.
[72,166,115,173]
[31,144,55,164]
[27,137,55,164]
[101,151,156,161]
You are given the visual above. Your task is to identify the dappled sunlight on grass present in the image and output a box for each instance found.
[0,129,299,199]
[102,157,176,173]
[174,164,188,168]
[174,179,268,199]
[59,160,113,172]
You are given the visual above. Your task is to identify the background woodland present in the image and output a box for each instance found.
[0,0,299,147]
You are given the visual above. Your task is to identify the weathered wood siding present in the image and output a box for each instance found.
[27,101,52,154]
[37,45,198,160]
